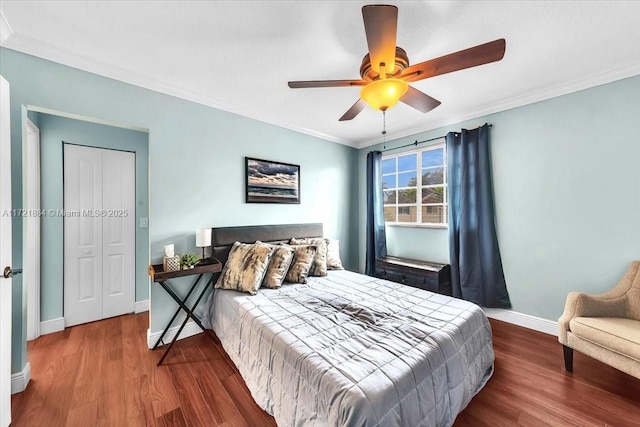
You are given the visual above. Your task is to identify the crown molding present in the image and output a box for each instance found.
[356,62,640,149]
[0,10,13,43]
[3,30,637,151]
[1,33,359,148]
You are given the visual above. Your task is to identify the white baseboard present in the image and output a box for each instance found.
[146,320,202,349]
[39,317,65,335]
[11,362,31,394]
[483,308,558,336]
[38,304,148,335]
[135,299,149,314]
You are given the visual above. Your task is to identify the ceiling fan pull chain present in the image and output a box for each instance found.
[382,110,387,149]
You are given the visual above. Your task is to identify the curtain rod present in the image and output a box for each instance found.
[380,123,492,153]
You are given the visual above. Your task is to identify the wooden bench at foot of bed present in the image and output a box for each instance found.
[375,255,452,296]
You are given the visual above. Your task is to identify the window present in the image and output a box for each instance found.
[382,142,447,226]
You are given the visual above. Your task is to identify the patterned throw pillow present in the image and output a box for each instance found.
[259,242,295,289]
[326,239,344,270]
[284,244,317,284]
[215,241,274,295]
[290,237,328,277]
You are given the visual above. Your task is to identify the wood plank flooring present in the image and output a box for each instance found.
[11,314,640,426]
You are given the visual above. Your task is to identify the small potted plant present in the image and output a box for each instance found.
[181,252,200,269]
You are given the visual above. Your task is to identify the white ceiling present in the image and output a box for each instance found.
[1,1,639,148]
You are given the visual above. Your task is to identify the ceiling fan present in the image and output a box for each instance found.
[288,4,506,121]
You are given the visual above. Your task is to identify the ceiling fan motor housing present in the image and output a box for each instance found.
[360,47,409,81]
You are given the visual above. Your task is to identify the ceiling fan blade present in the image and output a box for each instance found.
[339,99,366,121]
[401,38,506,82]
[288,79,367,88]
[362,5,398,75]
[400,86,441,113]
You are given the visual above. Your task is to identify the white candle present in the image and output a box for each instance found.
[196,228,212,247]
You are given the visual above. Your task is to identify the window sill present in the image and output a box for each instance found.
[385,223,448,230]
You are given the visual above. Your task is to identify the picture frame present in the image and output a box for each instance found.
[245,157,300,204]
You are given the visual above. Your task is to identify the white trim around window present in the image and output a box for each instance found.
[382,140,448,228]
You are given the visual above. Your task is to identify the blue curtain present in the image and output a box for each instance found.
[365,151,387,276]
[446,124,511,308]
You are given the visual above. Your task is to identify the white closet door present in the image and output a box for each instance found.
[64,145,135,327]
[101,149,135,319]
[64,144,104,327]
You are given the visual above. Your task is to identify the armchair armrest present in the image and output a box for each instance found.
[559,261,639,344]
[558,291,628,343]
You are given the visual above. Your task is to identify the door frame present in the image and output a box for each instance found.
[24,118,40,341]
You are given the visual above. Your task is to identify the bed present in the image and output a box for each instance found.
[203,223,494,427]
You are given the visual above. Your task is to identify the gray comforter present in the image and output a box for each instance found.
[205,270,494,426]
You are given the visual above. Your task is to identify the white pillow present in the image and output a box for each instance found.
[326,239,344,270]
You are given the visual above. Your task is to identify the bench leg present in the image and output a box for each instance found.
[563,345,574,372]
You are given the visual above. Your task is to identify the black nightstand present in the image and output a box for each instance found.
[148,259,222,365]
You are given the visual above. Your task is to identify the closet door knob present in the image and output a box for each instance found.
[3,266,22,279]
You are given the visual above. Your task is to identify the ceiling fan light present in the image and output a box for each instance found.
[360,78,409,111]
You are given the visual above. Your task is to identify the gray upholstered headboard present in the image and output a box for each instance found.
[211,223,323,265]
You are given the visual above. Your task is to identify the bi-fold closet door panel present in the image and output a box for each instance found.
[64,144,135,327]
[102,149,135,319]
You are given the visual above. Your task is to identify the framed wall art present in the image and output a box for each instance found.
[245,157,300,204]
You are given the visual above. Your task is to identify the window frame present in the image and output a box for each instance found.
[381,141,448,228]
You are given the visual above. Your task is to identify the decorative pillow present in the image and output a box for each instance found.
[284,244,317,284]
[215,241,274,295]
[259,242,295,289]
[326,239,344,270]
[290,237,328,277]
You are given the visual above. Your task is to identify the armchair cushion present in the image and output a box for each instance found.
[570,317,640,362]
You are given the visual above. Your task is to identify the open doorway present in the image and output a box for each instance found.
[22,107,150,341]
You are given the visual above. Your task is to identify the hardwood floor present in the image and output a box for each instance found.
[455,320,640,426]
[11,314,640,426]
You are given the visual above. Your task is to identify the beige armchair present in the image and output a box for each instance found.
[558,261,640,379]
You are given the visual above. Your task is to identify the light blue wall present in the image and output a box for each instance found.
[1,48,358,373]
[358,75,640,322]
[38,113,150,321]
